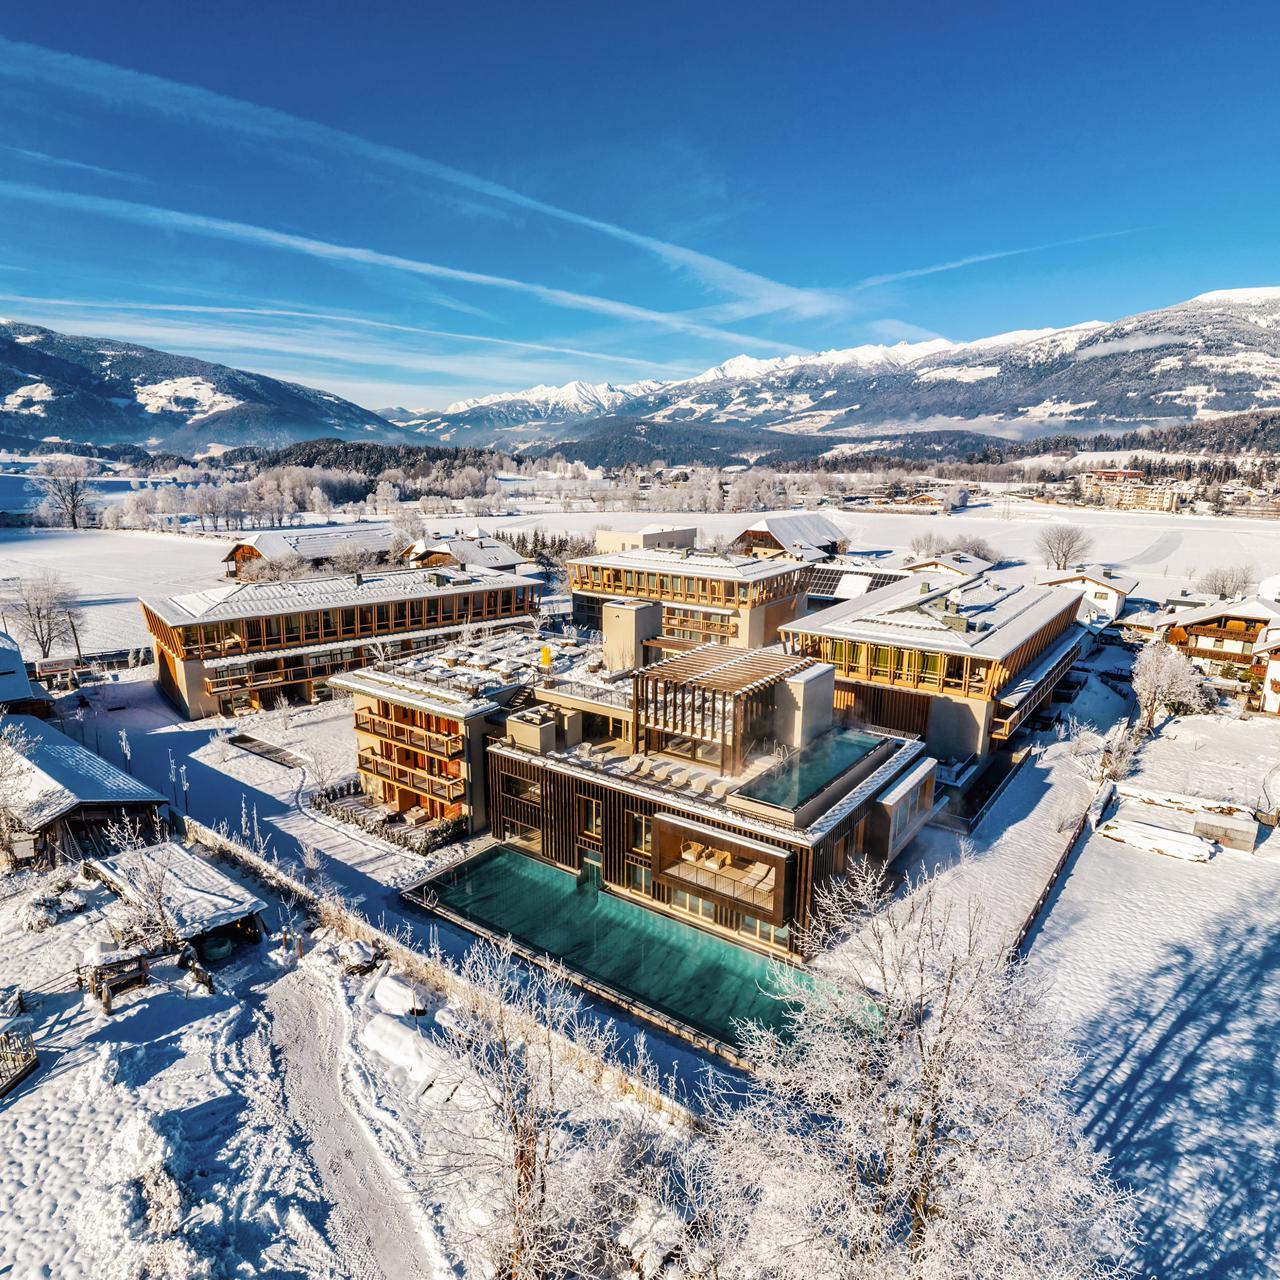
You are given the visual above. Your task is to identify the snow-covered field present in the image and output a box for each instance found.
[1,501,1277,662]
[0,529,226,656]
[1031,714,1280,1277]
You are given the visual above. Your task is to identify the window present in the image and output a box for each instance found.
[629,812,652,854]
[626,863,651,894]
[578,796,602,840]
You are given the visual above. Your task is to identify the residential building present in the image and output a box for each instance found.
[780,575,1083,769]
[221,525,394,577]
[328,640,541,834]
[1079,471,1183,511]
[5,716,165,865]
[731,512,847,563]
[1039,565,1139,623]
[399,532,527,575]
[593,524,697,554]
[566,546,808,654]
[1158,596,1280,672]
[900,551,993,579]
[1252,620,1280,715]
[140,565,541,718]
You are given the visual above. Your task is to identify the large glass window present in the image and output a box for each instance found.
[578,796,602,839]
[629,812,652,854]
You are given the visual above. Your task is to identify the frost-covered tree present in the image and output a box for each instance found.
[683,862,1135,1280]
[32,457,97,529]
[1037,523,1094,570]
[1133,641,1213,730]
[8,570,84,659]
[427,938,669,1280]
[1195,562,1256,600]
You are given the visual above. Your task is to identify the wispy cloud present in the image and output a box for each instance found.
[0,180,791,350]
[0,144,148,185]
[0,293,667,369]
[0,37,844,322]
[866,317,950,343]
[856,228,1146,289]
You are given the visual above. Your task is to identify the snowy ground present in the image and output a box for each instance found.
[0,864,449,1279]
[0,528,226,657]
[1029,714,1280,1278]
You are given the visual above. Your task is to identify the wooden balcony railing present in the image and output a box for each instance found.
[354,711,464,758]
[357,750,465,801]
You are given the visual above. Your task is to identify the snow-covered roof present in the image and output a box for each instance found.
[1159,595,1280,630]
[782,575,1083,661]
[741,512,846,553]
[143,565,539,627]
[0,630,41,707]
[221,525,394,563]
[569,546,803,583]
[901,552,993,576]
[404,534,524,571]
[1038,565,1139,595]
[91,842,267,941]
[2,715,163,831]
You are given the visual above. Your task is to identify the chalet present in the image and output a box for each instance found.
[221,525,394,578]
[3,716,164,865]
[900,551,993,579]
[1039,565,1139,623]
[399,533,526,574]
[1252,620,1280,715]
[731,512,847,564]
[140,565,541,718]
[0,630,51,717]
[780,575,1083,772]
[566,546,808,654]
[1158,596,1280,673]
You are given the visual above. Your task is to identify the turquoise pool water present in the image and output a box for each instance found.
[735,728,883,810]
[428,847,803,1048]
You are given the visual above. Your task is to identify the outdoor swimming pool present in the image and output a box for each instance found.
[735,727,884,810]
[425,846,803,1048]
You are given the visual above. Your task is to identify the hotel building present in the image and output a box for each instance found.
[779,574,1083,772]
[140,565,540,718]
[566,546,808,656]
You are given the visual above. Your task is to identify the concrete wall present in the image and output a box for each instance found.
[923,695,993,761]
[602,600,662,671]
[772,664,834,750]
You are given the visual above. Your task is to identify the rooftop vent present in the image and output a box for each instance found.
[919,581,932,595]
[353,572,363,587]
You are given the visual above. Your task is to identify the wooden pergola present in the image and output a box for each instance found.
[631,644,813,774]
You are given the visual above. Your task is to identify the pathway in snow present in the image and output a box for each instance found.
[262,966,446,1280]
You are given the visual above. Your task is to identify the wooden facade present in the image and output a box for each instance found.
[141,580,538,718]
[486,744,880,957]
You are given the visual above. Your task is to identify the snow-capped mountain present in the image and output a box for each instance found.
[0,320,398,450]
[386,378,663,440]
[400,288,1280,449]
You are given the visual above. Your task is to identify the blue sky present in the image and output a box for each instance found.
[0,1,1277,410]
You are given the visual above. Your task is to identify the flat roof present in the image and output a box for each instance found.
[568,546,804,583]
[142,564,539,627]
[3,715,162,831]
[782,575,1082,661]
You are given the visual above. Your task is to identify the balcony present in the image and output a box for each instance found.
[357,750,466,802]
[354,711,464,759]
[657,856,777,915]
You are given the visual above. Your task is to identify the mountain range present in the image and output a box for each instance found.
[4,288,1280,460]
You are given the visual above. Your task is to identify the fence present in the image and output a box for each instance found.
[0,1019,38,1097]
[182,816,693,1124]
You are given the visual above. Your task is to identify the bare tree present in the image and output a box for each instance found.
[909,531,949,558]
[1037,523,1094,570]
[1195,562,1257,600]
[1133,642,1213,731]
[32,458,97,529]
[683,861,1135,1279]
[8,571,85,659]
[426,938,668,1279]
